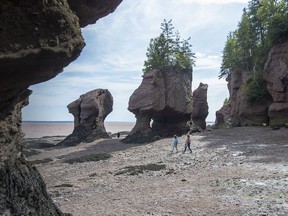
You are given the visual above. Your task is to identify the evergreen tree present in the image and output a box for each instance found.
[219,0,288,102]
[143,19,195,73]
[220,0,288,79]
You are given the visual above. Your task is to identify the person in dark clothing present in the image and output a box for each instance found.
[183,134,192,153]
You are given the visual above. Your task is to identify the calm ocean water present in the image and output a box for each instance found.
[22,121,135,138]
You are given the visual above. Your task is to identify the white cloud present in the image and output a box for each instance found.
[194,53,222,71]
[23,0,248,123]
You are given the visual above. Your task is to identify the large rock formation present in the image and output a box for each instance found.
[192,82,209,130]
[123,69,192,143]
[68,0,122,27]
[214,104,231,128]
[215,40,288,127]
[216,69,271,127]
[0,0,122,215]
[58,89,113,146]
[264,40,288,126]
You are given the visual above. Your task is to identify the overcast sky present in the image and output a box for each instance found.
[23,0,249,122]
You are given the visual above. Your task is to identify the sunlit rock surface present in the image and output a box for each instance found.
[58,89,113,146]
[124,69,192,143]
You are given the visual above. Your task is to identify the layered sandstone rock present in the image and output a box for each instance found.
[0,0,122,214]
[123,69,192,143]
[58,89,113,146]
[192,82,208,130]
[264,40,288,126]
[68,0,122,27]
[216,69,271,127]
[214,104,231,128]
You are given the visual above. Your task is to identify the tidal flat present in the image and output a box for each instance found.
[22,127,288,216]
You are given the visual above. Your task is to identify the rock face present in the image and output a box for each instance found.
[214,104,231,127]
[216,69,271,127]
[68,0,123,27]
[0,0,122,215]
[216,40,288,127]
[58,89,113,146]
[123,69,192,143]
[192,83,208,130]
[264,40,288,126]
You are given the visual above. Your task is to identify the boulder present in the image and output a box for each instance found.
[0,0,122,214]
[264,40,288,126]
[58,89,113,146]
[123,69,192,143]
[192,82,208,130]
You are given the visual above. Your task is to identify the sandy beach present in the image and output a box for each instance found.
[21,126,288,216]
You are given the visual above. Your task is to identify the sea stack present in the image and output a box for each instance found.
[192,82,209,130]
[123,69,192,143]
[58,89,113,146]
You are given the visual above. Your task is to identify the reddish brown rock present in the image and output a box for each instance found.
[123,69,192,143]
[68,0,123,27]
[0,0,122,214]
[218,69,271,127]
[214,104,231,127]
[264,40,288,126]
[192,82,208,130]
[58,89,113,146]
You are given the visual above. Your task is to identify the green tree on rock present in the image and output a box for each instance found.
[143,19,196,73]
[219,0,288,102]
[220,0,288,79]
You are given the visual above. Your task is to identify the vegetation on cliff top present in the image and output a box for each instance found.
[143,19,196,73]
[220,0,288,79]
[219,0,288,102]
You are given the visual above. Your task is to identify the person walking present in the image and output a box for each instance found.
[183,134,192,153]
[171,135,178,153]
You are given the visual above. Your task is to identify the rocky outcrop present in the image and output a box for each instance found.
[0,92,69,215]
[214,104,231,128]
[123,69,192,143]
[0,0,122,215]
[0,0,84,120]
[264,40,288,126]
[192,82,208,130]
[0,157,65,215]
[216,39,288,127]
[68,0,122,27]
[58,89,113,146]
[216,69,271,127]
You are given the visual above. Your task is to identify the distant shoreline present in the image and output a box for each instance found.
[22,121,136,124]
[22,121,214,124]
[21,121,136,138]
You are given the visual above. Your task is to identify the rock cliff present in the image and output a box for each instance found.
[123,69,192,143]
[58,89,113,146]
[192,82,209,130]
[0,0,122,215]
[216,40,288,127]
[216,69,272,127]
[264,40,288,126]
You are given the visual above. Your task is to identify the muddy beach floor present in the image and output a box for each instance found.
[22,127,288,216]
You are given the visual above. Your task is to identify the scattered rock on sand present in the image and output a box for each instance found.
[22,126,288,215]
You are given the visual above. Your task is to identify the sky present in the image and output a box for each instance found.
[22,0,249,123]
